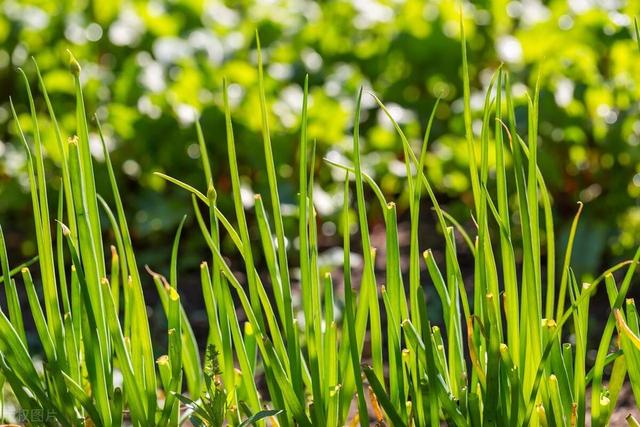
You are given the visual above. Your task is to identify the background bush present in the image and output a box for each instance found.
[2,0,640,275]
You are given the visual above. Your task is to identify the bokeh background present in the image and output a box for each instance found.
[2,0,640,291]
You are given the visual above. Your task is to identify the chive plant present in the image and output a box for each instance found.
[2,21,640,427]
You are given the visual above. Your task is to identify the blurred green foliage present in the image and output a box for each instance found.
[2,0,640,270]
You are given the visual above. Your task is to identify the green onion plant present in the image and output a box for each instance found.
[2,19,640,427]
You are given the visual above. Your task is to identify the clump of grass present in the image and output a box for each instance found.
[2,20,640,427]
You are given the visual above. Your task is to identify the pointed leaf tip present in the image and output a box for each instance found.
[207,182,217,203]
[56,220,71,237]
[67,50,81,76]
